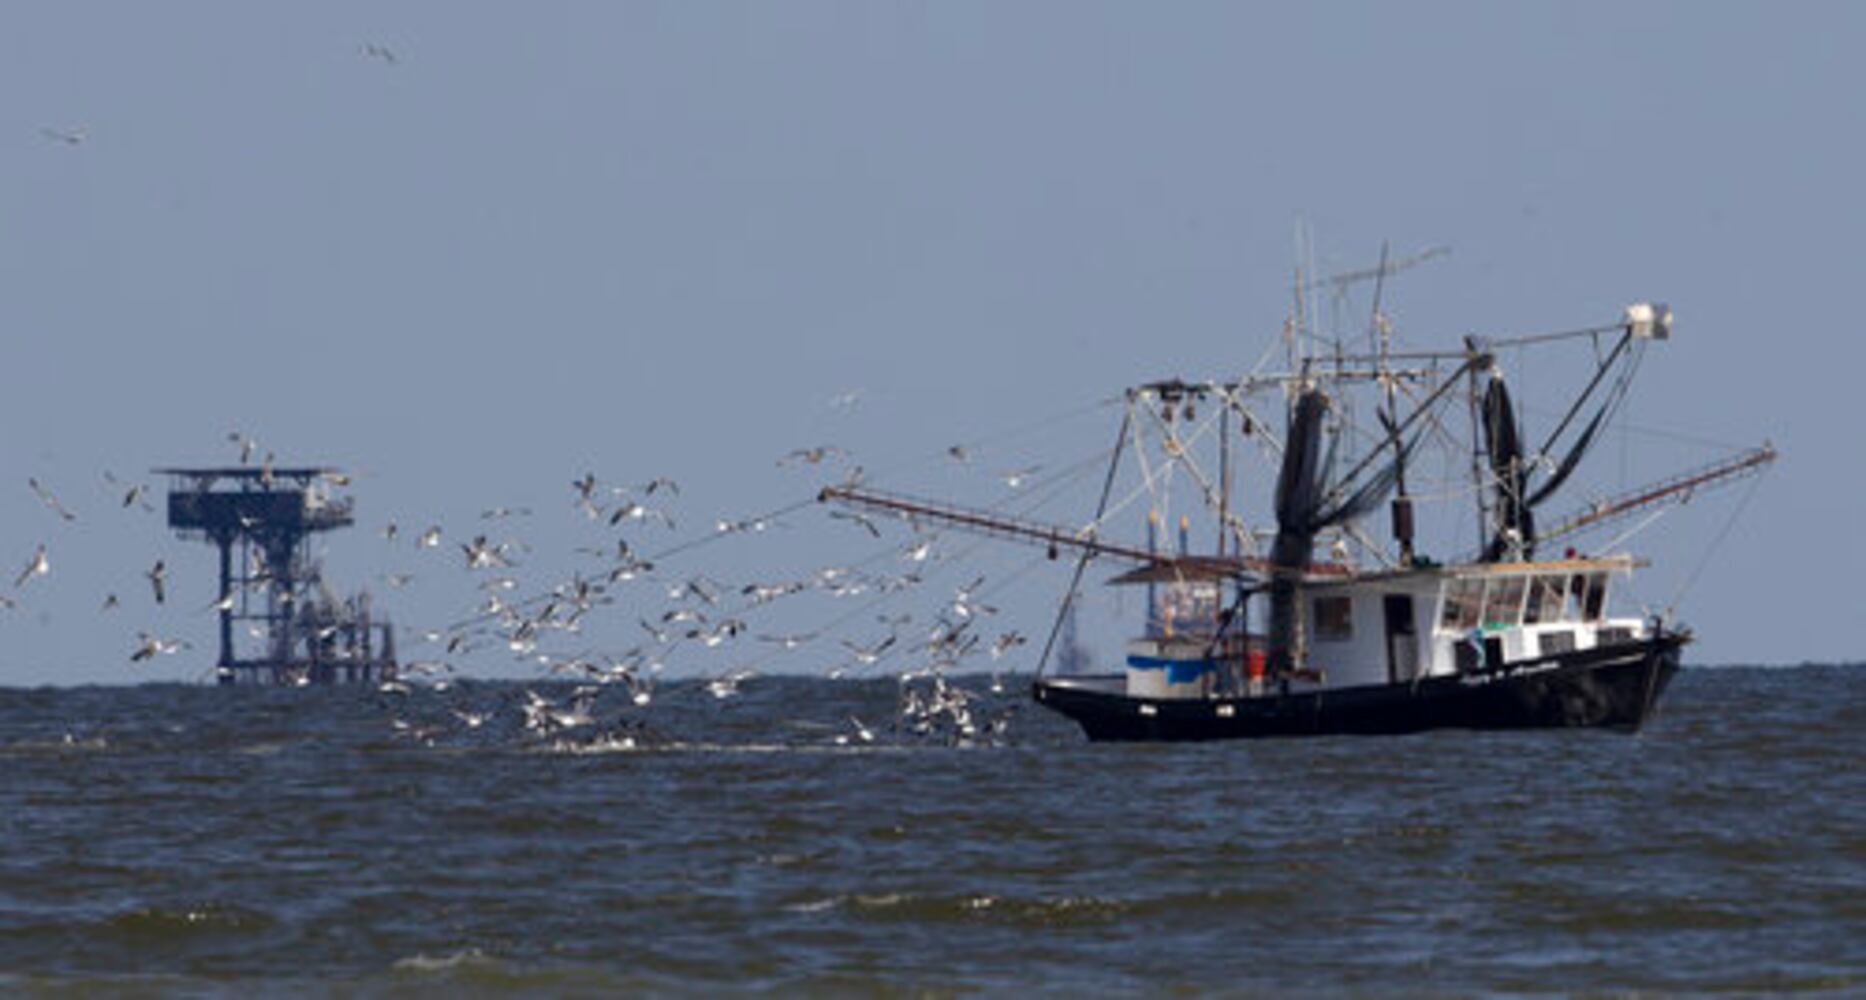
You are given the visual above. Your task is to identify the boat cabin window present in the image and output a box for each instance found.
[1562,572,1608,623]
[1523,575,1565,625]
[1583,573,1609,621]
[1440,578,1484,631]
[1312,595,1353,640]
[1152,579,1221,637]
[1482,576,1527,629]
[1562,572,1610,622]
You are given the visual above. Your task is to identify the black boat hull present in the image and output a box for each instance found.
[1032,633,1685,741]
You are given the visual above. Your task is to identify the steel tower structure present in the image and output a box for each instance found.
[159,465,396,685]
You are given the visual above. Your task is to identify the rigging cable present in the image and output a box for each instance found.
[1657,467,1768,624]
[1035,408,1133,679]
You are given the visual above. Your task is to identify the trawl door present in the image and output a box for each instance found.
[1383,593,1418,683]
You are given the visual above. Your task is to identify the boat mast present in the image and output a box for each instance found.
[1368,243,1415,566]
[1217,403,1230,558]
[1464,336,1491,555]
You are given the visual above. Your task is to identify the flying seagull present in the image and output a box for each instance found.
[28,478,77,521]
[15,545,49,588]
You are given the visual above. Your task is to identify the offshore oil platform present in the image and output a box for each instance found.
[160,465,396,686]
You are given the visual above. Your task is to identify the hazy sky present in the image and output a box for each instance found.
[3,2,1856,685]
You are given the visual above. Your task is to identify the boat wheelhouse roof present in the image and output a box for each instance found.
[1107,553,1639,590]
[1303,554,1641,592]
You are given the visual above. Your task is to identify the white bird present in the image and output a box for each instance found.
[716,514,781,535]
[827,389,864,410]
[608,501,673,529]
[129,632,189,662]
[778,445,848,467]
[951,576,997,620]
[691,618,746,648]
[417,525,442,549]
[999,465,1043,489]
[639,618,673,644]
[452,709,489,729]
[707,669,756,699]
[520,689,555,731]
[841,635,896,665]
[670,577,720,605]
[741,580,804,605]
[991,631,1028,659]
[40,126,86,146]
[14,545,49,588]
[608,557,654,583]
[462,535,514,569]
[28,478,77,521]
[902,539,934,563]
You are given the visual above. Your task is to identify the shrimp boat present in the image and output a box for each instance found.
[822,277,1773,741]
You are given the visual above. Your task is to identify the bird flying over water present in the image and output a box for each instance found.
[103,471,154,511]
[146,560,167,604]
[840,634,896,665]
[991,631,1028,659]
[15,545,49,588]
[28,478,77,521]
[999,465,1043,489]
[130,632,189,662]
[778,445,848,467]
[609,501,673,529]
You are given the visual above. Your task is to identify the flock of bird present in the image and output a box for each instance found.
[22,40,1076,751]
[8,407,1062,751]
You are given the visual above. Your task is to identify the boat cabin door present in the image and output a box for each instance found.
[1383,593,1419,683]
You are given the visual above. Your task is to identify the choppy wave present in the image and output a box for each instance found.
[0,667,1861,993]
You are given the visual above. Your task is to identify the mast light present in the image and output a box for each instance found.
[1625,302,1672,339]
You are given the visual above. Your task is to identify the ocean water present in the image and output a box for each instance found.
[1,665,1862,995]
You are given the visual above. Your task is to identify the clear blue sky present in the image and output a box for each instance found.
[2,2,1854,685]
